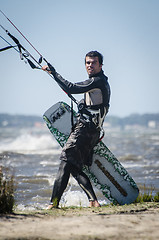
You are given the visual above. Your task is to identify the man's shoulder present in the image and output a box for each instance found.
[92,71,108,83]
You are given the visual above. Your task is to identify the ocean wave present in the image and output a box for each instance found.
[0,132,59,154]
[119,154,143,161]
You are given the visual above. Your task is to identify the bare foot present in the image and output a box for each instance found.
[89,200,101,207]
[47,204,54,210]
[93,200,101,207]
[46,204,58,210]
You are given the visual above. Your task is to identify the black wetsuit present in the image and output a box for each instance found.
[49,67,111,207]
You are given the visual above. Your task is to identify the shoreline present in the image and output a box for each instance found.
[0,202,159,240]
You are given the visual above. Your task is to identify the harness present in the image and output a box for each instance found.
[70,99,106,142]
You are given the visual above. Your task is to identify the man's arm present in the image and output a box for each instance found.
[42,64,96,95]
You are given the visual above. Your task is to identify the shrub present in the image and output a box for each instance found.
[154,192,159,202]
[134,190,159,203]
[0,166,15,213]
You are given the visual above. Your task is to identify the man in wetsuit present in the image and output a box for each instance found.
[42,51,111,208]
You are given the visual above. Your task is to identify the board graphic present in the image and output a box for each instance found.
[43,102,139,205]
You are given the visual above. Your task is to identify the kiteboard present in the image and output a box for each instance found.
[43,102,139,205]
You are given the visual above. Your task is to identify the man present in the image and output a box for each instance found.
[42,51,110,208]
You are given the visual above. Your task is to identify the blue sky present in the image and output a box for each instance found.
[0,0,159,117]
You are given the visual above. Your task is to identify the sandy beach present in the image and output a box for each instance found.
[0,202,159,240]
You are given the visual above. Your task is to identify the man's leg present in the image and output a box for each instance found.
[48,160,70,208]
[71,167,101,207]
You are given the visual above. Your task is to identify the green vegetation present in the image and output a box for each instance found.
[154,192,159,202]
[0,167,15,213]
[134,190,159,203]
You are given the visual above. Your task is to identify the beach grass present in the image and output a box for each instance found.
[0,166,15,213]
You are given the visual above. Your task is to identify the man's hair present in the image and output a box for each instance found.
[85,51,103,65]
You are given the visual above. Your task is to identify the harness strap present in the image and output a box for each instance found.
[71,100,74,131]
[98,127,105,142]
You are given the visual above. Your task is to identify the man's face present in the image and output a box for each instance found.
[85,56,102,77]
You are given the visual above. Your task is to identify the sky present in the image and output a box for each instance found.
[0,0,159,117]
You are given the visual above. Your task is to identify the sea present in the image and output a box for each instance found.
[0,123,159,211]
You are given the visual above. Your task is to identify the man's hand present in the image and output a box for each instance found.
[41,65,51,73]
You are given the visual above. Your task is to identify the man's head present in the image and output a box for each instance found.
[85,51,103,77]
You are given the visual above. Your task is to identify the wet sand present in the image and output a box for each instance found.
[0,202,159,240]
